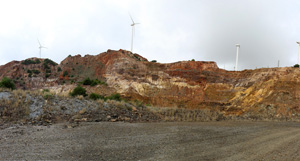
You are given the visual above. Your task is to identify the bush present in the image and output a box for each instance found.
[106,93,121,101]
[46,69,51,73]
[45,73,51,78]
[43,93,53,100]
[70,85,87,97]
[43,59,57,70]
[63,71,68,77]
[82,78,105,86]
[21,59,40,65]
[151,60,157,63]
[32,70,40,74]
[44,58,57,66]
[191,59,195,61]
[90,81,98,86]
[83,78,93,85]
[35,59,41,64]
[0,77,16,90]
[294,64,299,68]
[89,93,104,100]
[57,67,62,72]
[43,89,50,93]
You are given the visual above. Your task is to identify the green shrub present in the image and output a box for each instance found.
[35,59,41,64]
[90,81,98,87]
[151,60,157,63]
[45,73,51,78]
[32,70,40,74]
[27,69,32,74]
[191,59,195,61]
[294,64,299,68]
[70,85,87,97]
[63,71,68,77]
[43,89,50,93]
[106,93,121,101]
[57,67,62,72]
[0,77,16,90]
[89,93,104,100]
[83,78,93,85]
[133,54,141,61]
[43,63,50,69]
[21,59,40,65]
[43,93,53,100]
[46,69,51,73]
[44,58,57,66]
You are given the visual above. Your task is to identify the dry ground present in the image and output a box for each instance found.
[0,121,299,160]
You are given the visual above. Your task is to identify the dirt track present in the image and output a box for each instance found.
[0,121,299,160]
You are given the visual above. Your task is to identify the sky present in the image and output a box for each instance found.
[0,0,300,70]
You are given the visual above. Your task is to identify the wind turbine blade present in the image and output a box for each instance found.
[37,39,41,46]
[128,12,135,24]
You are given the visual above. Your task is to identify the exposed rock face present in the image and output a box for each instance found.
[1,49,300,118]
[0,58,59,89]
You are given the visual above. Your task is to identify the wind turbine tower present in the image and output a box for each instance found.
[235,44,240,71]
[129,14,140,53]
[297,42,300,65]
[38,39,47,58]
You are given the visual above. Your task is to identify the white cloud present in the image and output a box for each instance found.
[0,0,300,70]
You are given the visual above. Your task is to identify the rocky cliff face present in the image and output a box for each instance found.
[1,49,300,119]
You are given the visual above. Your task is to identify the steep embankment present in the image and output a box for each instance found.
[1,49,300,119]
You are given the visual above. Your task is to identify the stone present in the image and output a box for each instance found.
[79,108,87,115]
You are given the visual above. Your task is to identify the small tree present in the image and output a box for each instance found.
[106,93,121,101]
[191,59,195,61]
[89,93,104,100]
[83,78,93,85]
[70,85,87,97]
[63,71,68,77]
[294,64,299,68]
[0,77,16,90]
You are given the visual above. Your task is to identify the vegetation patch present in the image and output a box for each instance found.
[89,93,104,100]
[63,71,68,77]
[0,77,16,90]
[82,78,106,86]
[21,59,41,65]
[70,85,87,97]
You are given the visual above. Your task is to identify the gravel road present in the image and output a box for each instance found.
[0,121,299,160]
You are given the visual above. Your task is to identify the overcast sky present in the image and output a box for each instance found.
[0,0,300,70]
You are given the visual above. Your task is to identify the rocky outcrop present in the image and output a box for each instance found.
[1,49,300,119]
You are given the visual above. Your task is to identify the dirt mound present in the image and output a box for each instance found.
[1,49,300,119]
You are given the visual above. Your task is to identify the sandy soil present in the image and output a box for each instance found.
[0,121,299,161]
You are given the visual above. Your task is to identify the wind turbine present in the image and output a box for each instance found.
[129,13,140,52]
[235,44,240,71]
[38,39,47,58]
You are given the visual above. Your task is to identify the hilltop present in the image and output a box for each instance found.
[1,49,300,120]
